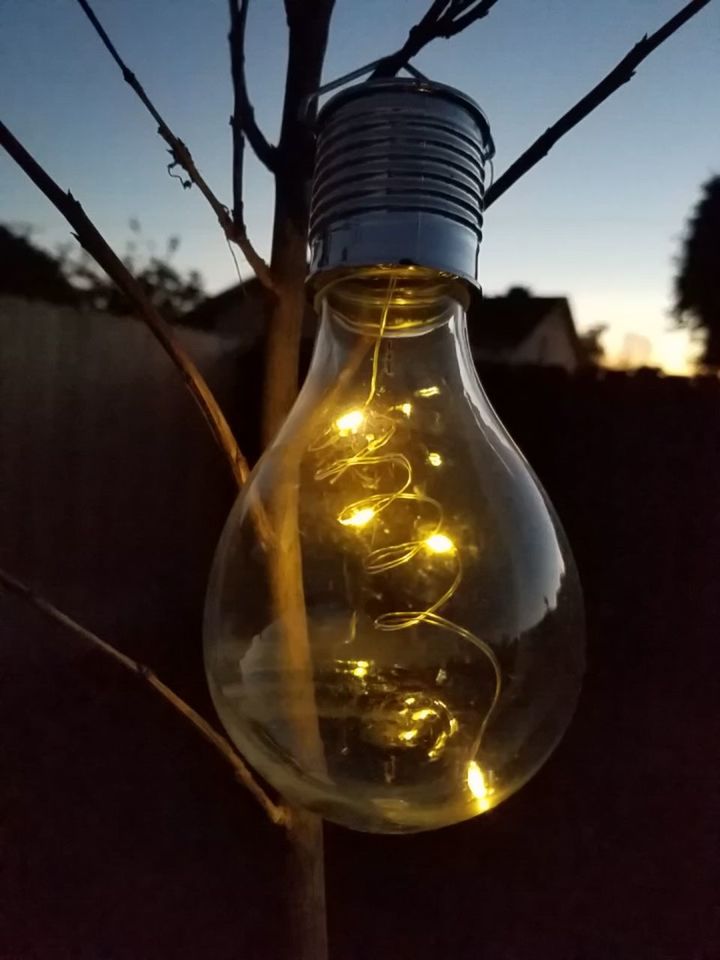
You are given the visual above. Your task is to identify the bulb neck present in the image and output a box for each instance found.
[314,267,470,338]
[294,268,481,422]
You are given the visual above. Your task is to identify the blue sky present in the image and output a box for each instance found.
[1,0,718,371]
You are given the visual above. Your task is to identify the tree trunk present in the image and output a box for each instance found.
[262,5,335,959]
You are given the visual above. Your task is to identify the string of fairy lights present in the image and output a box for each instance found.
[309,278,503,798]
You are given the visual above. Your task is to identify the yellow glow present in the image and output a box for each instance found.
[602,327,699,377]
[425,532,455,555]
[307,282,503,810]
[467,761,492,811]
[340,506,376,528]
[652,335,699,376]
[335,409,365,435]
[428,730,449,759]
[399,728,419,742]
[411,708,436,722]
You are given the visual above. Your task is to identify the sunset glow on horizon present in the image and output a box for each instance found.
[1,1,717,375]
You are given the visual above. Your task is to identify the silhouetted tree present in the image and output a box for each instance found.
[674,175,720,367]
[0,221,205,321]
[578,324,607,366]
[60,222,206,321]
[0,224,79,305]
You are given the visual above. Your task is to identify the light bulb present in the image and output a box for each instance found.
[204,268,584,832]
[206,77,584,832]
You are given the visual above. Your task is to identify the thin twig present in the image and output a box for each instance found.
[442,0,500,37]
[371,0,500,78]
[0,566,287,827]
[0,119,251,489]
[485,0,714,208]
[74,0,275,291]
[228,0,277,181]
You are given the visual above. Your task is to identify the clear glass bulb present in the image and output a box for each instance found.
[204,268,584,833]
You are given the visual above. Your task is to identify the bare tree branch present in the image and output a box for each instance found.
[371,0,501,78]
[0,119,252,488]
[74,0,275,291]
[262,0,335,446]
[485,0,714,208]
[229,0,250,231]
[0,566,287,827]
[229,0,278,183]
[442,0,501,37]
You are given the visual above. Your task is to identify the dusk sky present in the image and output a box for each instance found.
[1,0,718,372]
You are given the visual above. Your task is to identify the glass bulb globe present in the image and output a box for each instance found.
[204,268,584,833]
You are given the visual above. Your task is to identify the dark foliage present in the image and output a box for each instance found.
[577,324,606,366]
[60,222,206,321]
[674,175,720,366]
[0,224,79,305]
[0,221,205,321]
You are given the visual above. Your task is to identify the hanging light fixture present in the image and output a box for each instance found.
[204,78,585,833]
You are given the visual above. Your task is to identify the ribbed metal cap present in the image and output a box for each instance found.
[308,78,494,291]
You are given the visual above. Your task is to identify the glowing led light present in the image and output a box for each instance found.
[399,728,419,742]
[427,451,443,467]
[340,506,376,528]
[335,409,365,435]
[398,402,412,416]
[415,386,441,398]
[411,708,436,722]
[425,532,455,554]
[428,730,449,759]
[467,761,492,811]
[352,660,370,678]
